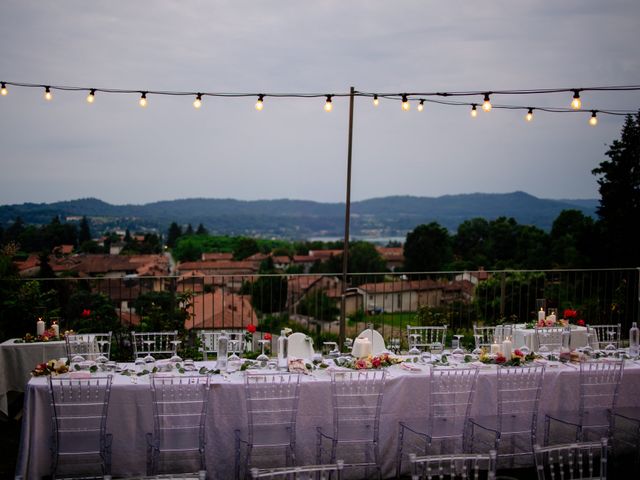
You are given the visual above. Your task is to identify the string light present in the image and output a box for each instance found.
[417,99,425,112]
[255,94,264,111]
[193,93,202,109]
[526,108,534,122]
[324,95,333,112]
[0,83,7,96]
[373,94,379,107]
[86,89,96,104]
[470,104,478,117]
[139,92,147,107]
[401,94,410,111]
[482,93,492,112]
[571,90,582,110]
[44,86,52,101]
[589,110,598,126]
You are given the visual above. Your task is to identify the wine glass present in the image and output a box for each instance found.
[228,340,241,362]
[170,339,182,357]
[452,335,465,355]
[408,334,421,356]
[323,342,339,358]
[257,340,269,368]
[605,329,617,353]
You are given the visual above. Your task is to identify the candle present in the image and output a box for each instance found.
[51,322,59,337]
[490,343,501,355]
[501,338,513,358]
[352,338,372,358]
[548,313,556,324]
[538,308,545,321]
[36,318,45,336]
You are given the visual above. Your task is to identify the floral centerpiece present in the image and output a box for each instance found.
[336,352,403,370]
[18,328,74,343]
[478,348,539,366]
[525,308,585,329]
[31,359,69,376]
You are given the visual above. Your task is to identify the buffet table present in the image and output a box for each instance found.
[16,359,640,479]
[511,324,589,351]
[0,338,67,417]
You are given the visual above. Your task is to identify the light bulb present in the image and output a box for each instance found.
[86,89,96,104]
[139,92,147,107]
[401,94,410,111]
[324,95,333,112]
[470,104,478,117]
[589,111,598,126]
[526,108,533,122]
[482,93,492,112]
[571,90,582,110]
[0,83,7,96]
[44,87,52,101]
[255,94,264,111]
[417,99,425,112]
[373,94,379,107]
[193,94,202,109]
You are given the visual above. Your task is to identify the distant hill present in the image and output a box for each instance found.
[0,192,598,239]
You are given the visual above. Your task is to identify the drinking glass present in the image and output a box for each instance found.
[605,329,617,352]
[256,340,269,368]
[452,335,465,355]
[323,342,339,358]
[472,335,483,356]
[408,334,421,356]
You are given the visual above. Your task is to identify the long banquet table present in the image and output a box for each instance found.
[16,359,640,479]
[0,338,67,417]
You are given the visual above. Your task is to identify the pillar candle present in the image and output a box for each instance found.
[538,308,545,321]
[51,322,59,337]
[36,318,45,336]
[501,338,513,358]
[490,343,501,355]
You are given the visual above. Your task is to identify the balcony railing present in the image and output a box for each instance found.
[2,268,638,351]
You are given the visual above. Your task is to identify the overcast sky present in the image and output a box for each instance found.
[1,0,639,206]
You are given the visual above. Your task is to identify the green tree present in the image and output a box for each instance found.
[251,276,288,314]
[549,210,597,268]
[453,218,490,269]
[185,224,194,235]
[234,238,260,260]
[196,223,208,235]
[404,222,453,272]
[166,222,183,248]
[132,291,193,333]
[78,216,92,244]
[37,251,55,278]
[592,111,640,266]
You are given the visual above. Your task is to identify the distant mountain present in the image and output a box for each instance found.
[0,192,598,239]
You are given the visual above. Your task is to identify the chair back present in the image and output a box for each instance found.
[330,370,386,443]
[245,372,301,449]
[409,451,497,480]
[497,365,545,434]
[48,375,113,476]
[407,326,447,351]
[131,331,179,359]
[65,332,112,362]
[198,330,245,360]
[587,324,622,350]
[579,360,623,433]
[250,460,344,479]
[534,327,564,352]
[429,368,479,444]
[534,438,608,480]
[148,374,210,474]
[473,325,497,348]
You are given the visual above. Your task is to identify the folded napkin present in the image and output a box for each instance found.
[68,371,92,379]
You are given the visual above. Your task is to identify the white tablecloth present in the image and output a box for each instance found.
[512,324,589,351]
[0,338,67,416]
[16,360,640,479]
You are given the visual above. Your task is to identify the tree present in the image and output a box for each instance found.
[78,216,92,244]
[453,218,490,269]
[166,222,182,248]
[403,223,453,272]
[592,111,640,266]
[37,251,55,278]
[185,224,194,235]
[234,238,260,260]
[549,210,597,268]
[196,223,208,235]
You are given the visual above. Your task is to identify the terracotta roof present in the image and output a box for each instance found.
[292,255,316,263]
[358,279,441,294]
[14,254,40,272]
[53,244,74,255]
[309,250,342,259]
[246,252,270,261]
[202,252,234,261]
[375,247,405,261]
[187,290,257,330]
[272,255,291,264]
[178,260,258,272]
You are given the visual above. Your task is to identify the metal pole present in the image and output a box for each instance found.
[340,87,355,349]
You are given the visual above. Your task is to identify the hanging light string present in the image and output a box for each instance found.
[1,80,639,116]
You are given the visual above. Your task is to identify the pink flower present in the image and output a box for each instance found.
[355,359,368,370]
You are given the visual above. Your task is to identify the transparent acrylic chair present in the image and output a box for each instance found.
[147,374,210,476]
[198,330,246,360]
[396,367,480,476]
[472,325,498,350]
[65,332,112,362]
[407,326,447,353]
[235,372,302,478]
[587,325,622,351]
[534,327,565,353]
[48,374,113,479]
[466,365,546,468]
[544,359,623,445]
[409,451,497,480]
[316,370,387,479]
[131,331,180,360]
[250,460,344,479]
[533,438,608,480]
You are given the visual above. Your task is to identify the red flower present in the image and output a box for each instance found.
[495,354,507,364]
[264,333,272,341]
[513,349,524,357]
[577,319,585,326]
[246,324,257,334]
[563,309,577,319]
[81,309,91,318]
[371,357,382,368]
